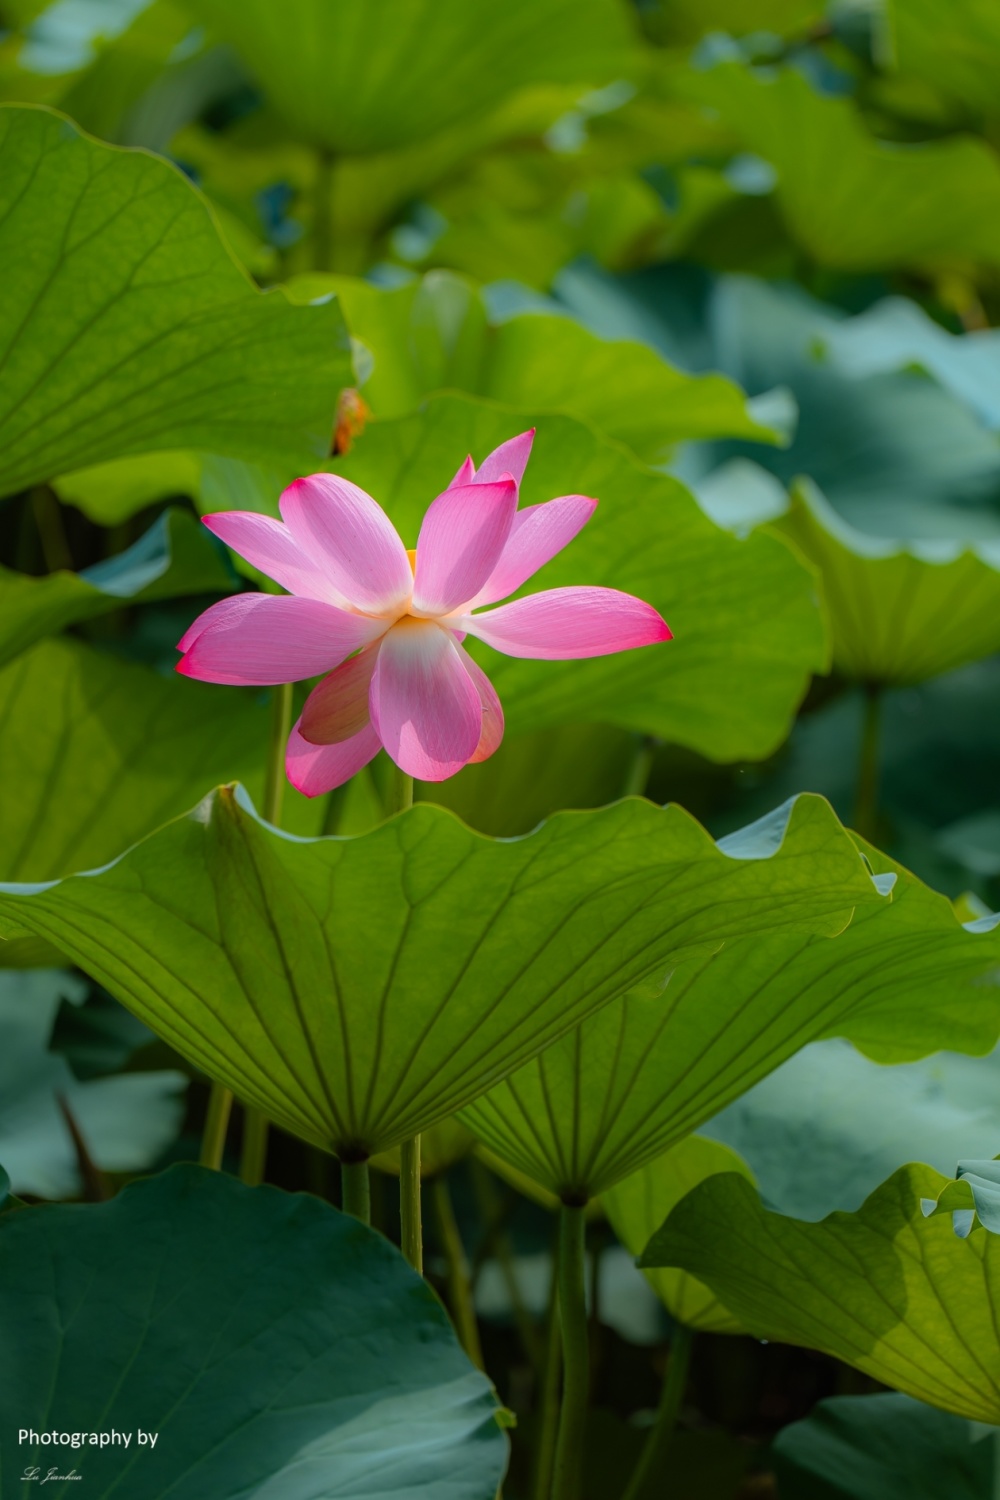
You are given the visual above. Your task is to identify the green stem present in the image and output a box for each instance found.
[384,764,414,818]
[341,1158,372,1224]
[621,734,659,799]
[432,1175,483,1367]
[400,1135,423,1273]
[531,1245,563,1500]
[239,1106,268,1187]
[620,1324,694,1500]
[264,682,294,827]
[854,682,882,843]
[552,1202,589,1500]
[313,147,336,273]
[239,682,294,1187]
[199,1082,233,1171]
[32,484,73,573]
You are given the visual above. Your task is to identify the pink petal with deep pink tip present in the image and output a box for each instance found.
[467,494,597,607]
[300,647,378,745]
[411,479,517,616]
[202,511,346,604]
[280,473,412,614]
[457,647,505,763]
[176,594,385,685]
[370,621,482,781]
[460,586,672,660]
[474,429,535,486]
[286,717,382,797]
[447,454,476,489]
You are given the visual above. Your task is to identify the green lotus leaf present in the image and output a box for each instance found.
[0,508,233,669]
[0,968,187,1199]
[0,1164,506,1498]
[53,451,205,527]
[889,0,1000,120]
[310,271,780,458]
[0,788,884,1161]
[643,0,820,41]
[642,1162,1000,1423]
[675,63,1000,271]
[459,832,1000,1202]
[0,637,327,892]
[921,1159,1000,1239]
[0,105,351,499]
[330,394,827,760]
[703,1039,1000,1225]
[773,1392,994,1499]
[186,0,635,155]
[602,1136,752,1334]
[0,1165,8,1210]
[770,481,1000,684]
[821,295,1000,433]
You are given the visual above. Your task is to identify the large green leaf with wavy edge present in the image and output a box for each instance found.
[773,1392,994,1500]
[293,271,781,459]
[187,0,635,155]
[0,788,883,1161]
[603,1136,752,1334]
[0,638,327,891]
[643,1162,1000,1423]
[459,826,1000,1202]
[331,394,826,760]
[1,1164,506,1498]
[770,481,1000,685]
[0,105,351,499]
[677,63,1000,270]
[0,508,232,668]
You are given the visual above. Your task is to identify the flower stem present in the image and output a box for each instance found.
[621,733,659,799]
[384,764,414,817]
[620,1324,694,1500]
[199,1083,233,1171]
[531,1245,562,1500]
[240,681,294,1187]
[239,1106,269,1187]
[552,1202,588,1500]
[341,1158,371,1224]
[400,1135,423,1273]
[432,1174,483,1366]
[854,682,882,843]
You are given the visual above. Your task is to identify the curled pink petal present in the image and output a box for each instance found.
[280,473,412,614]
[474,429,535,486]
[460,586,672,660]
[458,646,505,764]
[300,647,378,745]
[202,511,346,604]
[447,454,476,489]
[286,717,382,797]
[412,479,517,616]
[370,621,482,781]
[468,495,598,607]
[176,594,385,685]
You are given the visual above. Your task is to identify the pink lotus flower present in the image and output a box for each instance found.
[177,430,670,792]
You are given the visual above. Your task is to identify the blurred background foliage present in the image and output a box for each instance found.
[2,0,1000,1495]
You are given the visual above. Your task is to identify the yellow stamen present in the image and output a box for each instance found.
[406,547,417,575]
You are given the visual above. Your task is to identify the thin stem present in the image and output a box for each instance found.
[341,1158,372,1224]
[432,1175,483,1367]
[264,682,294,826]
[199,1083,233,1171]
[240,682,294,1186]
[621,1324,694,1500]
[384,764,414,818]
[552,1202,589,1500]
[240,1106,268,1187]
[32,484,73,573]
[531,1240,563,1500]
[400,1135,423,1273]
[854,682,882,843]
[621,734,659,799]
